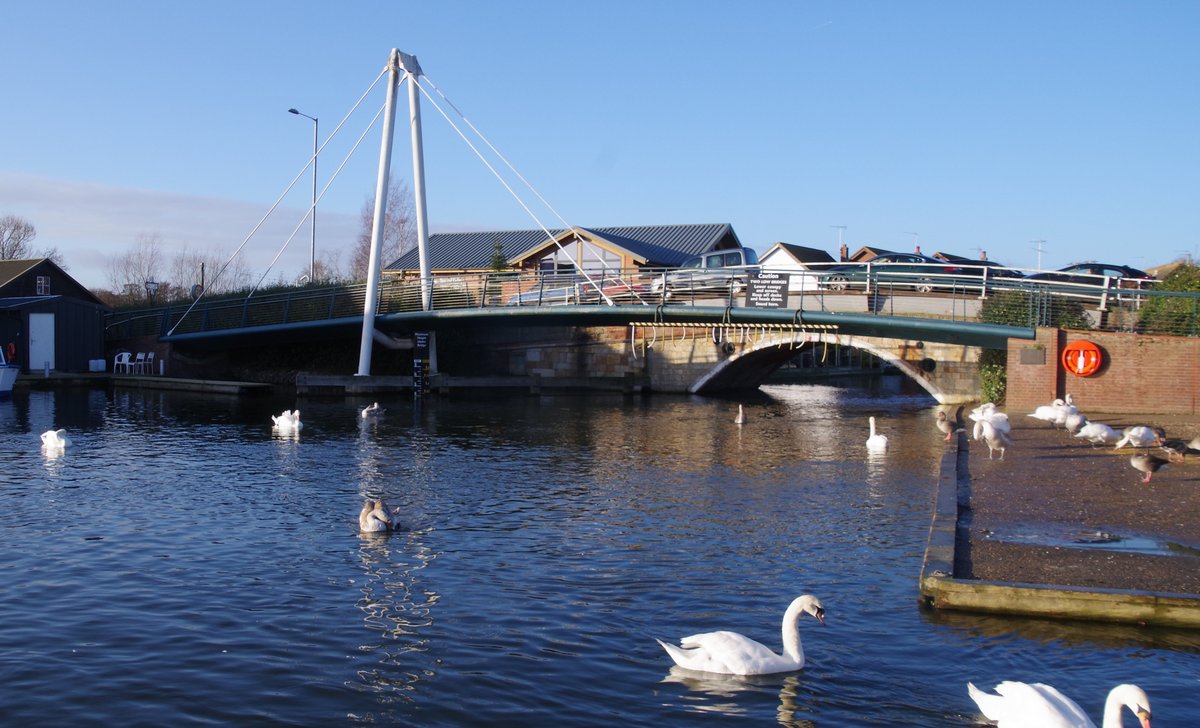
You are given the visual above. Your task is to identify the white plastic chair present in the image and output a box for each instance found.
[113,352,133,374]
[144,351,156,375]
[132,352,146,374]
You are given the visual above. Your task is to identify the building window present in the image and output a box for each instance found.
[36,276,50,295]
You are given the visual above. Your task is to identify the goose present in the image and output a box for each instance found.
[1113,426,1164,449]
[359,499,394,533]
[1130,453,1169,484]
[866,417,888,453]
[271,409,303,431]
[1159,438,1200,462]
[360,402,385,419]
[1074,422,1119,447]
[967,681,1151,728]
[973,419,1012,460]
[935,410,958,442]
[734,404,747,426]
[656,595,825,676]
[40,429,70,449]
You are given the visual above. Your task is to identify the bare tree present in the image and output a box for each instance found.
[0,214,66,268]
[351,179,417,280]
[295,249,345,287]
[106,233,165,305]
[167,245,253,300]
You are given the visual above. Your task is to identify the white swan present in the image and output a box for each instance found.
[359,499,394,533]
[1113,425,1164,449]
[970,403,1011,434]
[40,429,70,450]
[973,419,1012,460]
[360,402,385,419]
[656,595,825,676]
[734,404,747,426]
[1028,398,1069,426]
[866,416,888,453]
[967,681,1151,728]
[1075,422,1119,447]
[271,409,303,431]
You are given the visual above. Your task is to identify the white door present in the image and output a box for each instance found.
[28,313,55,371]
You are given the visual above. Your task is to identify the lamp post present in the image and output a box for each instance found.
[288,107,318,284]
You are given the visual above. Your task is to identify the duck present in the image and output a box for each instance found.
[1113,425,1164,449]
[1074,422,1120,447]
[1130,452,1169,484]
[40,429,70,450]
[359,499,394,532]
[360,402,385,419]
[973,419,1013,460]
[967,681,1151,728]
[734,404,747,426]
[866,416,888,453]
[655,595,825,676]
[271,409,303,431]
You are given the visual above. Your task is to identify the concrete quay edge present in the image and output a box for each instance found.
[918,439,1200,629]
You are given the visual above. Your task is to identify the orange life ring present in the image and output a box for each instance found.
[1062,340,1103,377]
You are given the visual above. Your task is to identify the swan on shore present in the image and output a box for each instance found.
[1113,425,1164,449]
[40,429,70,450]
[974,419,1013,460]
[967,681,1151,728]
[1075,422,1119,447]
[866,417,888,453]
[656,595,825,676]
[359,499,394,533]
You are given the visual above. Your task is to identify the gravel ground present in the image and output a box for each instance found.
[954,410,1200,595]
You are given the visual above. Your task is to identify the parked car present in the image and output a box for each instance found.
[649,247,760,299]
[1026,263,1156,289]
[817,252,968,293]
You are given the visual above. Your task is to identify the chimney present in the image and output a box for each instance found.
[839,243,848,262]
[980,250,988,261]
[914,245,921,255]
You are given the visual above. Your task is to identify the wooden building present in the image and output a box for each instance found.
[0,259,109,372]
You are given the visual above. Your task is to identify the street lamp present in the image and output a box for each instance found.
[288,107,318,284]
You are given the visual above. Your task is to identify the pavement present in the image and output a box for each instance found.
[958,410,1200,596]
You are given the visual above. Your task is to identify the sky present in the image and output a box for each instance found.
[3,1,1197,290]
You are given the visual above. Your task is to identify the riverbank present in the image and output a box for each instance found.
[922,410,1200,626]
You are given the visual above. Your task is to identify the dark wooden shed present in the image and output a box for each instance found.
[0,259,109,373]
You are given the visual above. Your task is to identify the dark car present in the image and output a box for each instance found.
[817,252,967,293]
[1026,263,1156,288]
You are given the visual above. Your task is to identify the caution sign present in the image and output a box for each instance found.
[747,272,791,309]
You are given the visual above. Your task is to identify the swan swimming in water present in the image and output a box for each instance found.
[360,402,385,419]
[271,409,303,431]
[656,594,825,676]
[967,681,1151,728]
[40,429,70,450]
[359,499,394,533]
[866,417,888,453]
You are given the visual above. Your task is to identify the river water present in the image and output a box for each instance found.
[1,379,1196,726]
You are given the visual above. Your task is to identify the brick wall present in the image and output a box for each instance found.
[1007,328,1200,414]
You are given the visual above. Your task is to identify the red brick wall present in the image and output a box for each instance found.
[1007,328,1200,414]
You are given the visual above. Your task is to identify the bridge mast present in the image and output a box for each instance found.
[358,49,437,377]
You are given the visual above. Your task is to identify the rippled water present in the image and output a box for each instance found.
[1,379,1197,726]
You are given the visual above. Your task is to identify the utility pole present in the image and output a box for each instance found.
[1032,240,1046,271]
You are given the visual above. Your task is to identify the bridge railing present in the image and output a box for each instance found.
[102,265,1200,340]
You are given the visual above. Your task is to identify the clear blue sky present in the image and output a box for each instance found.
[3,1,1197,289]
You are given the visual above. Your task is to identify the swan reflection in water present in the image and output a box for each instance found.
[661,667,816,727]
[351,520,440,716]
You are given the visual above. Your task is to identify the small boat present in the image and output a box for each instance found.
[0,347,19,399]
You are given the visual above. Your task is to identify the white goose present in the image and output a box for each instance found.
[967,681,1151,728]
[271,409,303,431]
[656,595,825,676]
[40,429,70,450]
[866,417,888,453]
[360,402,385,419]
[359,499,394,533]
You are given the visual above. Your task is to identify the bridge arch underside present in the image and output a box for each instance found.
[684,333,983,404]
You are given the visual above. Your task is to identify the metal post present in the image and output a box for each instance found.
[288,108,318,283]
[356,50,402,377]
[402,51,438,374]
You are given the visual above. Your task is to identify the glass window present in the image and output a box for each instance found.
[36,276,50,295]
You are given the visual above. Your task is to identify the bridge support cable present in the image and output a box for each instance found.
[415,77,633,305]
[357,49,403,377]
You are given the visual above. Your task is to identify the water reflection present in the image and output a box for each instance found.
[662,667,816,727]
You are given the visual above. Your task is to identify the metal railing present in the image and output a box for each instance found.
[103,265,1200,340]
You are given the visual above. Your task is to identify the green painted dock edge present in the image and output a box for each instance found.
[919,436,1200,629]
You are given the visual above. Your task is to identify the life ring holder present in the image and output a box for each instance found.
[1061,340,1103,377]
